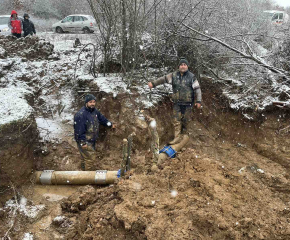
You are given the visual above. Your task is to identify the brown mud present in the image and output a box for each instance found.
[0,35,54,60]
[1,77,290,239]
[0,116,38,204]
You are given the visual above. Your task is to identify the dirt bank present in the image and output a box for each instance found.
[0,115,38,205]
[1,75,290,239]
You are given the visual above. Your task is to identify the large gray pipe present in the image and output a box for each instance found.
[35,170,120,185]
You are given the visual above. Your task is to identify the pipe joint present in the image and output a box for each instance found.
[95,170,107,184]
[40,170,54,185]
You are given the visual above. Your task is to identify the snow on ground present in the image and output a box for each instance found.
[38,32,99,51]
[0,46,6,56]
[36,118,65,141]
[23,233,34,240]
[133,80,171,109]
[0,87,33,125]
[0,33,166,141]
[93,75,129,95]
[4,196,45,219]
[35,89,75,141]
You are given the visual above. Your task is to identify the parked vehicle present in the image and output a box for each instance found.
[52,15,97,34]
[263,10,289,25]
[0,15,11,35]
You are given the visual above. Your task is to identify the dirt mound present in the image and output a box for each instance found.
[56,185,137,239]
[0,35,54,60]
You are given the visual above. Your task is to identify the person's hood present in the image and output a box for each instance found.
[11,10,17,17]
[23,13,29,18]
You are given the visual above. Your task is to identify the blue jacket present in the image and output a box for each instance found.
[74,106,111,144]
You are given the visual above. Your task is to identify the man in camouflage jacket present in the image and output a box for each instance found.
[148,58,202,144]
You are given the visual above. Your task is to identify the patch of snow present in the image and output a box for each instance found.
[94,76,128,95]
[243,114,254,120]
[135,97,154,109]
[0,87,33,125]
[36,118,64,140]
[170,190,178,197]
[23,232,33,240]
[256,44,268,57]
[257,169,264,174]
[39,33,97,51]
[4,196,45,219]
[238,167,246,174]
[259,96,278,111]
[149,120,157,128]
[53,215,65,222]
[0,46,6,56]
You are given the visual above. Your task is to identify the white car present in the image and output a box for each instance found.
[0,15,11,35]
[52,15,97,34]
[263,10,289,25]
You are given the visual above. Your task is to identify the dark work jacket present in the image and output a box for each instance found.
[172,70,195,104]
[22,19,36,36]
[74,106,111,144]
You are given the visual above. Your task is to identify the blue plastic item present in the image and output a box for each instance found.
[117,169,121,178]
[159,146,176,158]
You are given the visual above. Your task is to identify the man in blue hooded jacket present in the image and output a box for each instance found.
[74,94,115,170]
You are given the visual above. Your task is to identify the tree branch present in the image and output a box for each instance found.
[181,22,288,76]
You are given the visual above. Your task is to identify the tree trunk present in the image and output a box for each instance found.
[121,0,127,74]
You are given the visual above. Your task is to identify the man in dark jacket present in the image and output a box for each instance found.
[74,94,115,170]
[22,13,36,37]
[8,10,23,38]
[148,57,202,144]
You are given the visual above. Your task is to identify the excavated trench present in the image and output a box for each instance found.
[1,76,290,239]
[0,54,290,239]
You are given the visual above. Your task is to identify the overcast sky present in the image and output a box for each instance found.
[275,0,290,8]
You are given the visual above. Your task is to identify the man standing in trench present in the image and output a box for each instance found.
[148,57,202,144]
[74,94,115,170]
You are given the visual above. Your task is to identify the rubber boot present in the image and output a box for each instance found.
[168,121,182,145]
[81,162,85,171]
[85,159,94,171]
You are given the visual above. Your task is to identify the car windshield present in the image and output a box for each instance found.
[262,12,274,19]
[0,17,9,25]
[272,13,279,20]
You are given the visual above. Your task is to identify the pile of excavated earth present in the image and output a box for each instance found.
[0,35,54,59]
[0,35,290,240]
